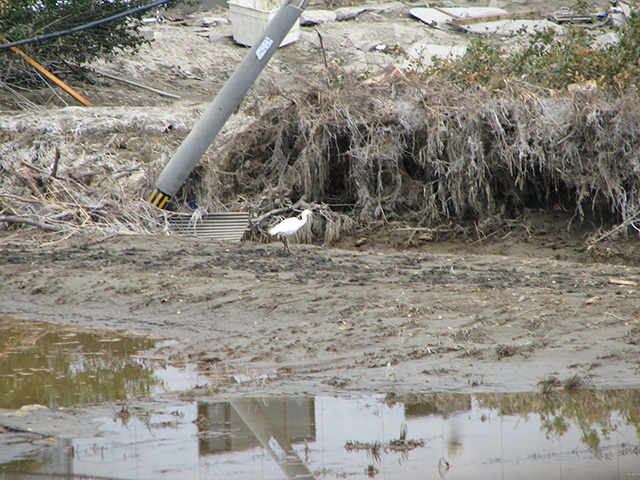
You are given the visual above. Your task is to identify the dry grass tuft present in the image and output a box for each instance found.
[0,105,193,242]
[207,75,640,241]
[4,73,640,245]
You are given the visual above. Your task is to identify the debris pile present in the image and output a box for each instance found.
[207,75,640,239]
[0,105,197,238]
[2,0,640,247]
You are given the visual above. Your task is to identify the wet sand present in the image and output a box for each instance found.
[2,232,638,397]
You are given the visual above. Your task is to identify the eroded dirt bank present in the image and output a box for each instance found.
[1,231,638,397]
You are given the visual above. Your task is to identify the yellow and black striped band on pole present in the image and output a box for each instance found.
[147,188,171,210]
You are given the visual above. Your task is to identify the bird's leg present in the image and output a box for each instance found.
[283,237,291,255]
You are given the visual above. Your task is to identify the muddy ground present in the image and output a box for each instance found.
[1,223,639,399]
[1,0,639,404]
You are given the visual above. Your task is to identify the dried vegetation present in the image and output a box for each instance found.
[207,74,640,238]
[0,106,195,240]
[3,12,640,247]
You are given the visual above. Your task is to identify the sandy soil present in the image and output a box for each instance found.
[1,0,639,403]
[1,227,639,398]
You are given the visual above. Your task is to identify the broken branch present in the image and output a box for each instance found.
[0,216,64,232]
[92,70,180,99]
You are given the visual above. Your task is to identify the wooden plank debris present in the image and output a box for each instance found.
[1,34,92,106]
[410,6,507,25]
[92,70,180,100]
[451,10,541,26]
[460,19,564,35]
[553,11,594,23]
[608,278,638,286]
[411,7,562,36]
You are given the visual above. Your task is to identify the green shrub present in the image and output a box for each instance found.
[427,11,640,93]
[0,0,151,85]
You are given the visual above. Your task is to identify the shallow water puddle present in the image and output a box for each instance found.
[0,318,639,479]
[2,391,639,479]
[0,317,205,409]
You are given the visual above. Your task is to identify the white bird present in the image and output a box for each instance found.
[268,209,312,254]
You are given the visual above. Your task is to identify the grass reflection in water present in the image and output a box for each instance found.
[0,317,160,409]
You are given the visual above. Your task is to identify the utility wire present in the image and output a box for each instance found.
[0,0,175,51]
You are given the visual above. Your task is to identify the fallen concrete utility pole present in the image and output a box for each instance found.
[148,0,310,210]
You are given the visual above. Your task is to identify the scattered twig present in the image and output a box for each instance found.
[605,312,629,323]
[0,80,44,111]
[50,147,61,178]
[95,166,142,187]
[608,278,637,286]
[315,28,329,71]
[590,209,640,245]
[0,215,64,232]
[58,233,117,251]
[92,69,180,99]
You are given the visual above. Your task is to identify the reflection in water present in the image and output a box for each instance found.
[0,317,162,408]
[197,398,315,455]
[474,390,640,460]
[2,389,638,479]
[0,318,638,479]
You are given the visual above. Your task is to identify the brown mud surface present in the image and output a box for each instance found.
[1,225,639,398]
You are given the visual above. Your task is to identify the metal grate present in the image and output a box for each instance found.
[165,212,249,241]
